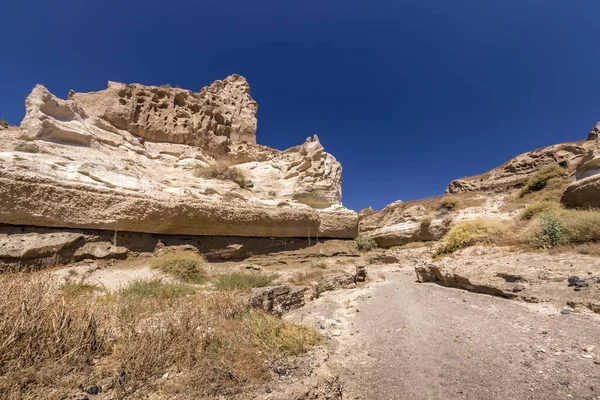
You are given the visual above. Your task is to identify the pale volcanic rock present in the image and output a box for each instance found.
[0,76,357,238]
[447,142,593,194]
[562,136,600,208]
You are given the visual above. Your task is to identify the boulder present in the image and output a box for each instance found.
[73,241,128,260]
[250,285,309,316]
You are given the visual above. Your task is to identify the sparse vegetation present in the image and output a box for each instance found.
[433,219,508,257]
[214,272,277,292]
[442,215,454,227]
[355,234,377,252]
[60,281,103,298]
[438,196,461,211]
[0,119,9,129]
[419,215,433,230]
[519,164,565,197]
[519,200,561,220]
[150,251,207,284]
[193,163,246,187]
[118,279,196,299]
[0,273,321,398]
[289,269,328,286]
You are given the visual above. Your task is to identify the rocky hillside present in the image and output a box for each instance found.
[0,75,357,241]
[361,123,600,247]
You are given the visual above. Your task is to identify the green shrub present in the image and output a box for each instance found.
[519,201,562,220]
[538,213,564,246]
[355,234,377,252]
[520,164,565,197]
[433,219,507,257]
[150,252,207,284]
[0,120,9,129]
[214,272,277,292]
[193,163,246,187]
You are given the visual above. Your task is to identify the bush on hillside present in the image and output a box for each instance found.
[433,219,507,257]
[150,251,207,284]
[193,163,246,187]
[355,234,377,252]
[519,201,562,220]
[520,164,565,197]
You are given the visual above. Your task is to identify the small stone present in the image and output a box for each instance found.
[594,361,600,365]
[273,367,286,375]
[561,308,571,315]
[575,280,588,287]
[161,372,169,379]
[541,330,548,335]
[512,284,525,292]
[265,386,272,393]
[568,276,581,286]
[582,354,593,359]
[86,385,100,395]
[356,309,360,313]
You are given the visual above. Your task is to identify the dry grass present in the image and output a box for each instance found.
[193,163,246,187]
[519,200,562,220]
[433,219,509,257]
[214,272,277,292]
[519,164,565,197]
[60,280,103,298]
[419,215,433,229]
[150,251,207,284]
[0,273,321,398]
[289,269,329,286]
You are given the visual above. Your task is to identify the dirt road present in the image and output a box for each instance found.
[286,267,600,400]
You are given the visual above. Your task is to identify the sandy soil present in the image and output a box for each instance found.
[287,266,600,400]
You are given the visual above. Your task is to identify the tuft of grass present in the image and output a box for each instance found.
[214,272,277,292]
[150,251,207,284]
[193,163,246,187]
[438,196,461,211]
[520,164,565,197]
[118,279,196,299]
[60,281,103,298]
[0,119,9,129]
[355,234,377,252]
[242,311,321,356]
[520,200,562,220]
[433,219,508,257]
[442,215,454,227]
[419,215,433,230]
[289,269,328,286]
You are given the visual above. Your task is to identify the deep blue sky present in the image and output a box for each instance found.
[2,1,599,211]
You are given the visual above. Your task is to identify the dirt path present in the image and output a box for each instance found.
[286,267,600,400]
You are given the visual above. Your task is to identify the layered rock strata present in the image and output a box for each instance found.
[0,75,357,240]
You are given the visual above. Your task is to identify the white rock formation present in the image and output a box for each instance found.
[0,76,357,238]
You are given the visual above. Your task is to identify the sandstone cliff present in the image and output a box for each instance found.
[0,76,357,239]
[561,123,600,208]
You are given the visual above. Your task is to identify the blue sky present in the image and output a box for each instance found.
[2,1,599,211]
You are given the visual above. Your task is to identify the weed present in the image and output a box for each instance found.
[438,196,461,211]
[150,251,207,284]
[60,281,102,298]
[214,272,277,292]
[519,201,562,220]
[355,234,377,252]
[0,120,8,129]
[419,215,433,230]
[193,163,246,187]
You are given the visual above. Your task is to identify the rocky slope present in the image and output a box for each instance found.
[0,75,357,243]
[361,124,600,247]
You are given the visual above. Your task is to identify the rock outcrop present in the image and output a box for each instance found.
[562,133,600,208]
[359,202,451,247]
[0,76,357,239]
[446,142,593,194]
